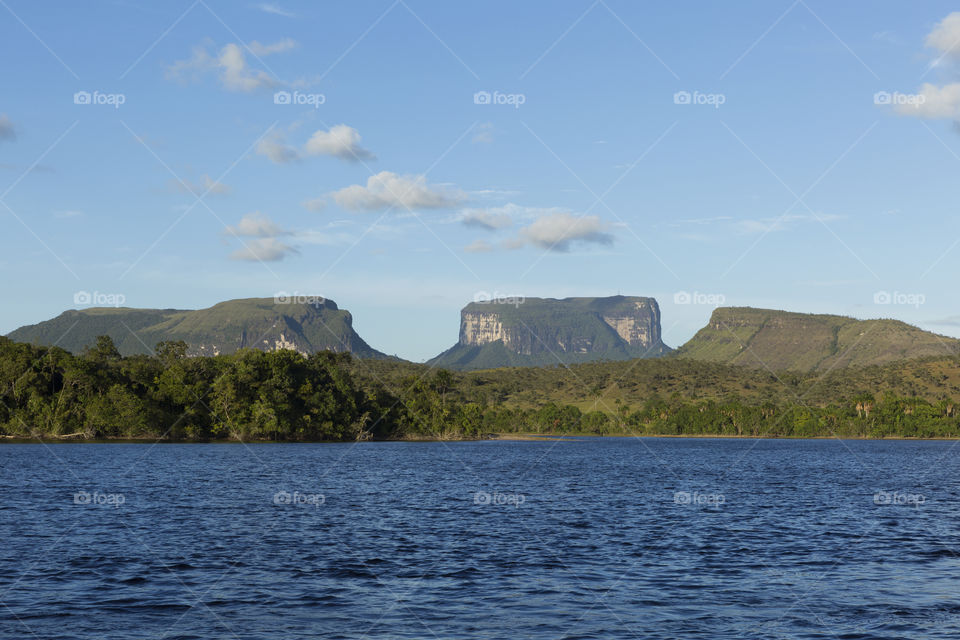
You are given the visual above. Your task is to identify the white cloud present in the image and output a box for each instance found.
[894,82,960,119]
[926,12,960,58]
[218,43,277,92]
[257,125,374,164]
[514,212,613,252]
[464,239,494,253]
[256,134,300,163]
[0,114,14,142]
[230,237,298,262]
[301,197,327,212]
[225,213,297,261]
[330,171,466,212]
[225,212,291,238]
[257,3,295,17]
[457,205,614,252]
[167,41,291,92]
[459,206,516,230]
[891,14,960,122]
[456,203,570,230]
[249,38,297,55]
[303,125,374,161]
[171,174,231,197]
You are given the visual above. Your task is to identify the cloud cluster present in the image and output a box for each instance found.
[329,172,466,212]
[301,197,327,212]
[257,125,374,164]
[225,212,297,262]
[460,206,515,230]
[256,134,300,164]
[514,212,613,252]
[925,12,960,58]
[304,125,374,161]
[459,204,614,253]
[895,82,960,119]
[464,239,494,253]
[167,39,294,92]
[893,13,960,121]
[224,211,291,238]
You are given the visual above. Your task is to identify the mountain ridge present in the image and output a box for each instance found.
[674,306,960,372]
[6,297,390,359]
[429,295,672,370]
[8,299,960,373]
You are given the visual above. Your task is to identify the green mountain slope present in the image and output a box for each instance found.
[675,307,960,372]
[429,295,671,370]
[7,297,389,358]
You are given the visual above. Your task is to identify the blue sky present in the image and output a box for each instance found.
[3,1,960,361]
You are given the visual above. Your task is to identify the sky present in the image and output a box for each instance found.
[3,1,960,361]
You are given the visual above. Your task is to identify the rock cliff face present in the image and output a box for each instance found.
[7,298,390,359]
[431,296,670,370]
[460,312,507,346]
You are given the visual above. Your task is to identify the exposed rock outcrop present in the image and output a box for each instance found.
[430,295,671,370]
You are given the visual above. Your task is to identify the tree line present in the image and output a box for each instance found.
[1,336,959,441]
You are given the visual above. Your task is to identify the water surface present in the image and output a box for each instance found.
[1,438,958,639]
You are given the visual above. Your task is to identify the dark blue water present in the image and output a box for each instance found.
[1,438,959,639]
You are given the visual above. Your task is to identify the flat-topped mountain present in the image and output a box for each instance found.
[676,307,960,372]
[7,297,389,358]
[429,295,671,370]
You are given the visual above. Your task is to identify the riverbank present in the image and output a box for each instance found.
[4,432,960,443]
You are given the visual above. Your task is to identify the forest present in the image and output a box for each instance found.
[2,335,960,441]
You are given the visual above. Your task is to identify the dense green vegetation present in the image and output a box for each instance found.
[3,334,960,441]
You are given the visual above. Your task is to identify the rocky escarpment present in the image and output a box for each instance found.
[430,296,670,370]
[7,297,390,359]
